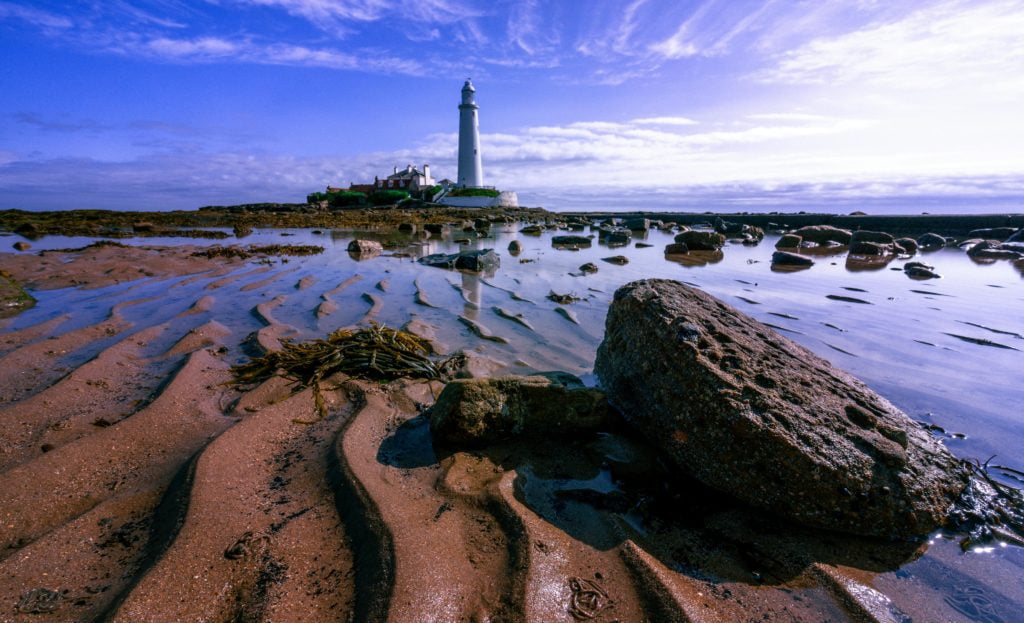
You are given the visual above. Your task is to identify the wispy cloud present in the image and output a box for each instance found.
[0,2,72,29]
[760,0,1024,92]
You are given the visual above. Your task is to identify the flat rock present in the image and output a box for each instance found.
[771,251,814,266]
[594,279,968,538]
[968,227,1017,241]
[917,233,947,249]
[664,243,689,254]
[429,373,609,446]
[551,235,592,247]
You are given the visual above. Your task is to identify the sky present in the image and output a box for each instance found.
[1,0,1024,213]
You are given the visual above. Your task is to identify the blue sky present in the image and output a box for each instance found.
[1,0,1023,212]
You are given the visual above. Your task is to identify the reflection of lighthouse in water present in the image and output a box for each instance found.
[461,271,482,320]
[457,79,484,188]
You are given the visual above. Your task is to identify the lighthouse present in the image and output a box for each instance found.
[457,79,484,188]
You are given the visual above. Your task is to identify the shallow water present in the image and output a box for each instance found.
[7,222,1024,617]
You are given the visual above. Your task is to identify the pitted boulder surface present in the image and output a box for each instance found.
[594,279,968,539]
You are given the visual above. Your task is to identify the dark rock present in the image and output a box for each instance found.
[968,240,1021,260]
[904,261,934,271]
[792,225,852,245]
[849,241,891,256]
[968,227,1017,241]
[895,237,918,255]
[347,239,383,258]
[429,373,609,446]
[594,279,968,538]
[552,235,592,247]
[664,243,689,254]
[508,240,522,255]
[917,233,947,249]
[1006,229,1024,243]
[851,230,895,245]
[579,262,599,274]
[775,234,802,249]
[520,225,543,235]
[905,266,941,279]
[418,249,500,272]
[624,218,650,231]
[424,223,448,234]
[674,230,725,251]
[602,255,629,265]
[12,241,30,251]
[398,223,417,233]
[771,251,814,266]
[473,219,491,231]
[606,230,631,245]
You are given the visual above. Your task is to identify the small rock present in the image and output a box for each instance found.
[579,262,599,274]
[520,225,543,235]
[917,233,947,249]
[424,223,448,234]
[850,230,895,245]
[602,255,629,265]
[508,240,522,255]
[347,239,383,258]
[623,218,650,231]
[429,373,610,446]
[674,230,725,251]
[552,235,592,247]
[771,251,814,266]
[664,243,689,254]
[792,225,852,245]
[13,241,30,251]
[775,234,802,249]
[398,223,417,233]
[895,237,918,255]
[968,240,1021,260]
[419,249,500,272]
[634,242,653,248]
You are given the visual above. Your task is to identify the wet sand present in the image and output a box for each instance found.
[0,220,1022,621]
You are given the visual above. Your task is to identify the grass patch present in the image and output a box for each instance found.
[447,188,500,198]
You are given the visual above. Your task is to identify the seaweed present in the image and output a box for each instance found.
[192,244,324,260]
[230,325,455,419]
[948,458,1024,550]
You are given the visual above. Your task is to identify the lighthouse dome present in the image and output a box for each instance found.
[462,79,475,92]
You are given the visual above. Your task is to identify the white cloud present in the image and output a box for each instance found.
[630,116,699,126]
[761,0,1024,92]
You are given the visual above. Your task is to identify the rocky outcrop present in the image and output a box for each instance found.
[594,279,968,538]
[771,251,813,266]
[673,231,725,251]
[968,240,1022,260]
[968,227,1017,241]
[429,373,609,446]
[623,218,650,231]
[775,234,801,249]
[419,249,500,272]
[792,225,852,245]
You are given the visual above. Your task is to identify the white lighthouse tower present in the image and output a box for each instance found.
[457,79,484,188]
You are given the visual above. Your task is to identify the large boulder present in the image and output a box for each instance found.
[594,279,968,538]
[429,373,609,446]
[623,218,650,231]
[418,249,500,272]
[792,225,852,245]
[895,237,918,255]
[849,241,891,256]
[674,230,725,251]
